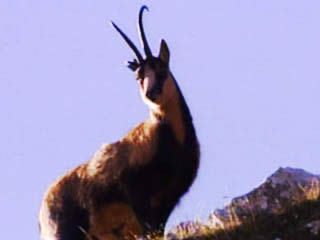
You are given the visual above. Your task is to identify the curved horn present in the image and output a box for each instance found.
[138,5,152,58]
[111,21,144,63]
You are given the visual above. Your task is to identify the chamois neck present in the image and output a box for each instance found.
[149,75,194,144]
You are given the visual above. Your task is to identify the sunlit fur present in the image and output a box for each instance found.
[138,66,185,143]
[39,12,199,240]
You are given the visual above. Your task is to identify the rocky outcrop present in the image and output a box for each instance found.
[167,167,320,240]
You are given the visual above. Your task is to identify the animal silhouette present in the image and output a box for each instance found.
[39,6,200,240]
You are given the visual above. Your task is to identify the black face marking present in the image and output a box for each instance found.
[135,57,169,102]
[140,58,169,102]
[153,61,168,96]
[137,57,168,78]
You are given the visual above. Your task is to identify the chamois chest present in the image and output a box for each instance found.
[124,120,199,228]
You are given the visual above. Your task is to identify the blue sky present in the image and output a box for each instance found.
[1,1,320,239]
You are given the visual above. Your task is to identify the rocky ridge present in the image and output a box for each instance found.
[167,167,320,240]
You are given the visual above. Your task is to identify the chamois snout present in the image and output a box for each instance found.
[137,64,164,103]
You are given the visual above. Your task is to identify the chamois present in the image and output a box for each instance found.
[39,6,199,240]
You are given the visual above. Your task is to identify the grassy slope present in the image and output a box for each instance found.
[164,198,320,240]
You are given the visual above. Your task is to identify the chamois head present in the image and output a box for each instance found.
[111,6,175,109]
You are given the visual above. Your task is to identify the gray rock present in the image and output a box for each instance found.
[167,167,320,239]
[209,167,320,229]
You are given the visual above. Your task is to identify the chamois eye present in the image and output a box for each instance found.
[149,60,156,69]
[157,71,167,80]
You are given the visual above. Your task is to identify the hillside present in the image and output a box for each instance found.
[165,167,320,240]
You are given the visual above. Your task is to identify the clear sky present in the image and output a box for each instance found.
[1,1,320,239]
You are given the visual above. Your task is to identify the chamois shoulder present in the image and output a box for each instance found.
[82,119,160,178]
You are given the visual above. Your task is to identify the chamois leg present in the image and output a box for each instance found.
[89,202,143,240]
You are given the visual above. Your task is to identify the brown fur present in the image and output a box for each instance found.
[88,203,142,240]
[39,7,199,240]
[40,105,198,239]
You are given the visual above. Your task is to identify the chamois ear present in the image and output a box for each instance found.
[158,39,170,65]
[126,59,140,71]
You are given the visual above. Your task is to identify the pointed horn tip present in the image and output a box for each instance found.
[140,5,149,12]
[109,21,118,29]
[138,5,152,58]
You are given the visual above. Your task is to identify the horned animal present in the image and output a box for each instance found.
[39,6,200,240]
